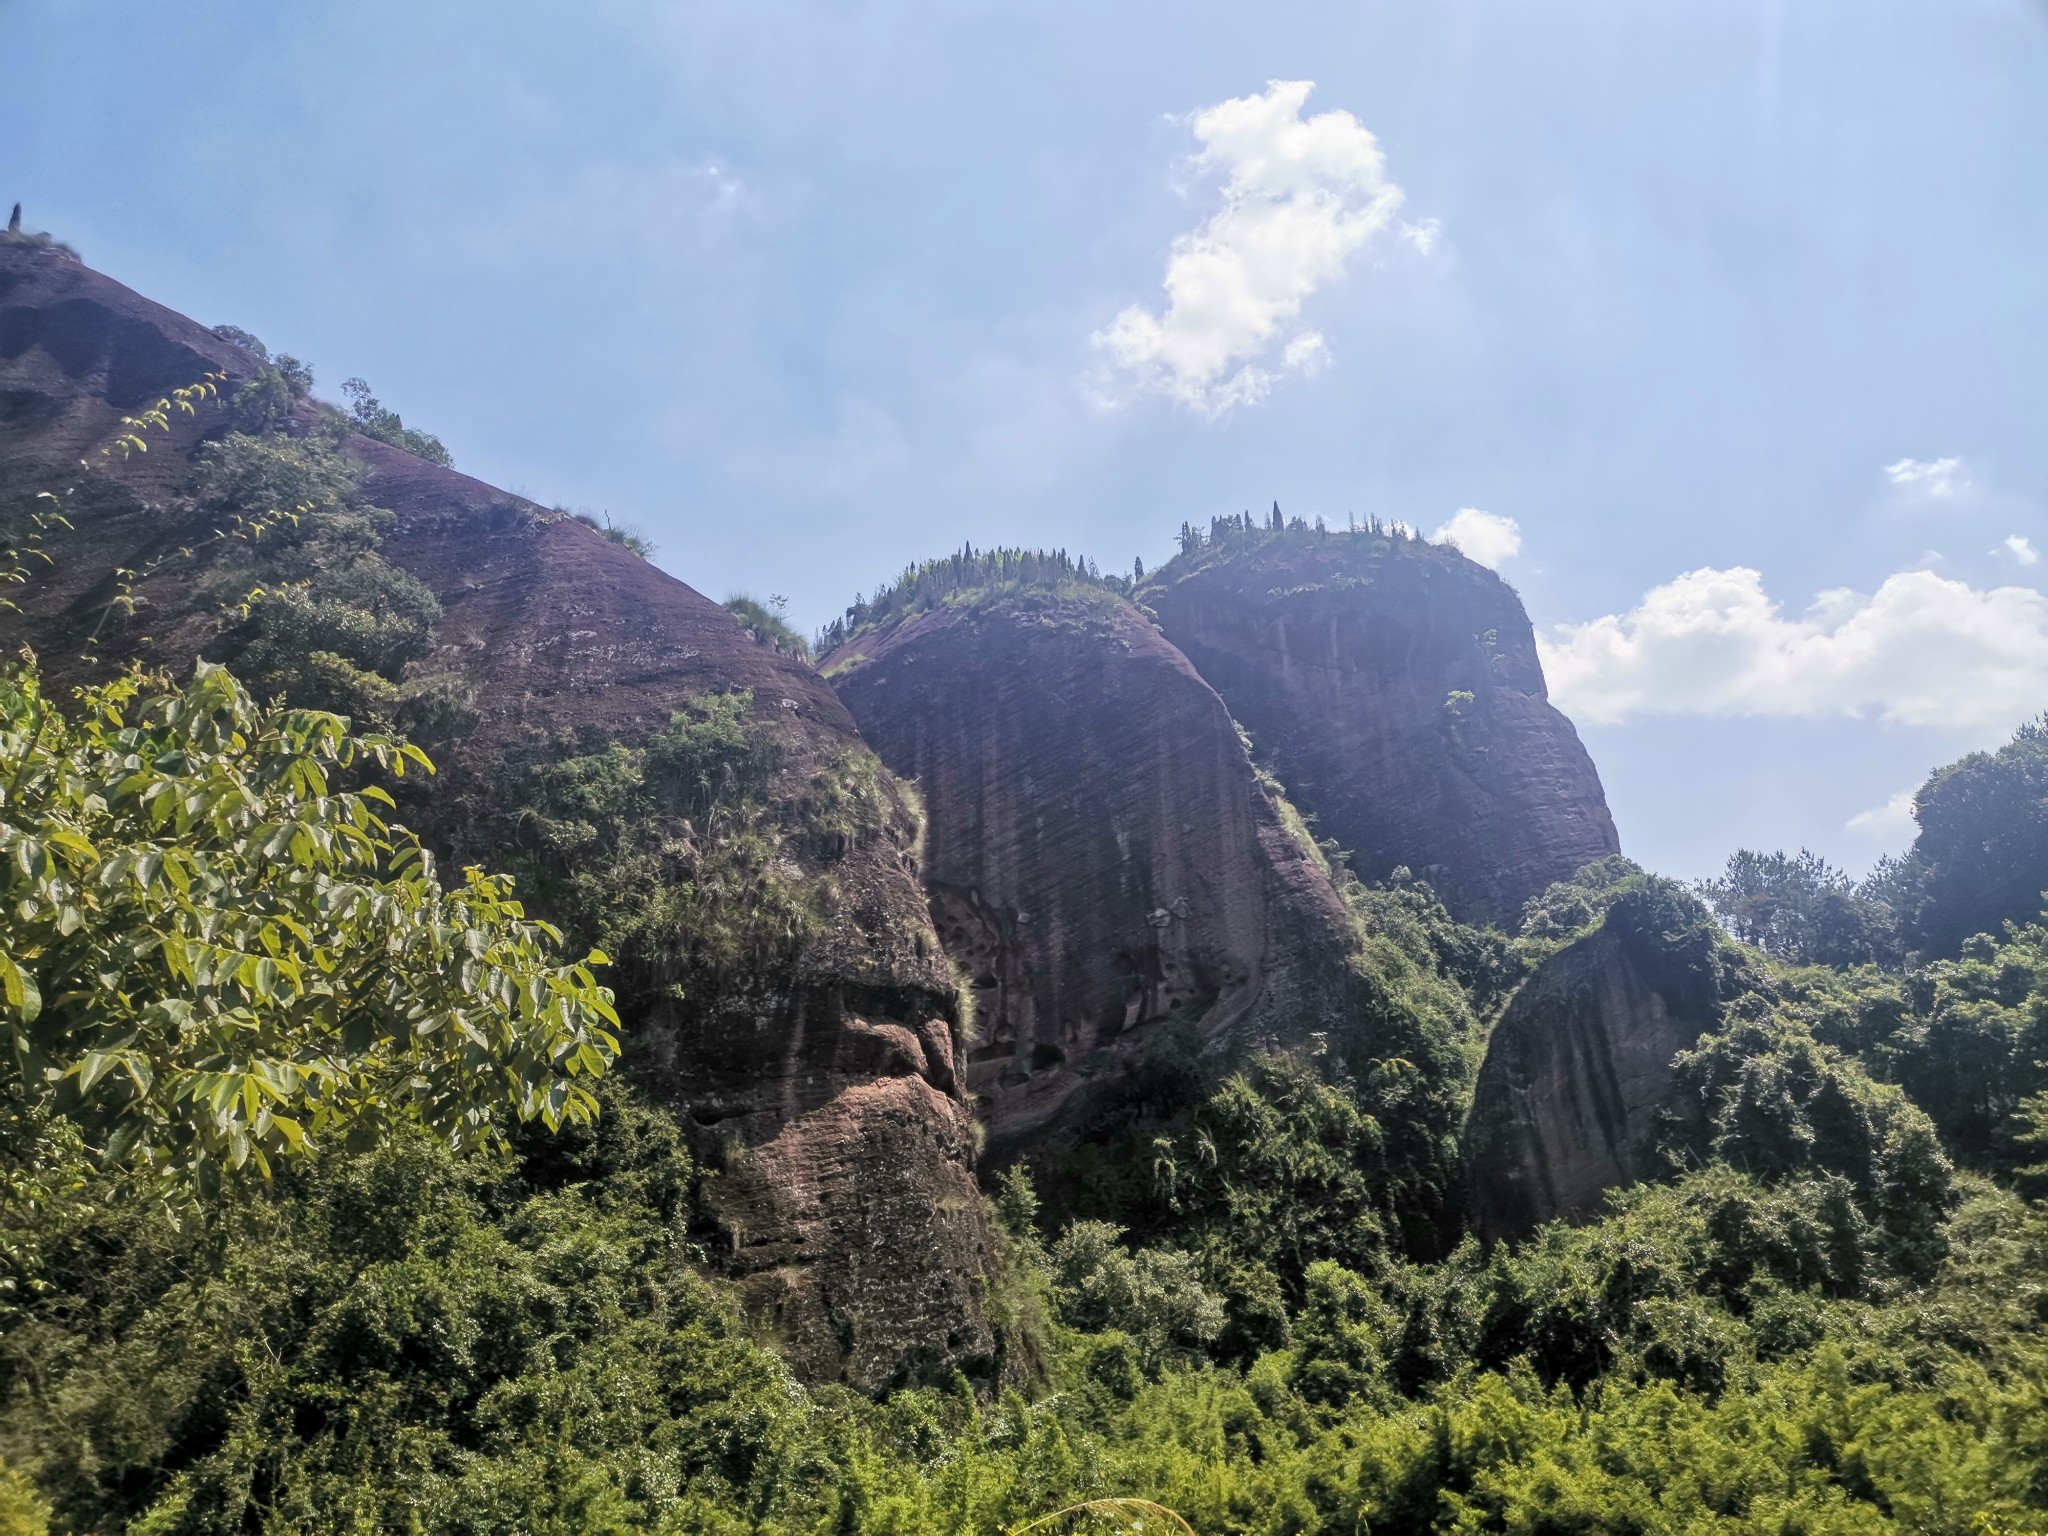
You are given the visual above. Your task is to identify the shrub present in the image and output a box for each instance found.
[1047,1223,1224,1373]
[339,377,452,466]
[724,594,809,661]
[565,508,655,560]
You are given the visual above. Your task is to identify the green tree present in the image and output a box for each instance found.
[1670,1016,1954,1279]
[0,657,617,1187]
[1700,848,1901,967]
[1905,715,2048,956]
[1047,1222,1225,1373]
[1905,923,2048,1175]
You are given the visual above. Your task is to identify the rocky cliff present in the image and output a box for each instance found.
[826,585,1380,1155]
[0,238,998,1393]
[1143,528,1620,928]
[1464,883,1753,1241]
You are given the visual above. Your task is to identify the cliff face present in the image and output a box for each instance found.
[0,241,997,1393]
[1463,929,1700,1240]
[1464,886,1748,1241]
[1143,532,1620,928]
[826,587,1375,1154]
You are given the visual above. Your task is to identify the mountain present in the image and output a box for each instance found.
[4,237,2042,1536]
[0,236,1000,1393]
[1142,525,1620,927]
[825,583,1384,1158]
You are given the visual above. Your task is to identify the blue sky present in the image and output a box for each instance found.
[7,0,2046,882]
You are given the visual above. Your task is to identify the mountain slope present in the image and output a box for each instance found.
[0,238,999,1392]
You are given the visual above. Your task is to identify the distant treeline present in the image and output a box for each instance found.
[816,508,1429,653]
[816,543,1137,653]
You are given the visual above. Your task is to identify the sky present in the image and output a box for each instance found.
[5,0,2047,883]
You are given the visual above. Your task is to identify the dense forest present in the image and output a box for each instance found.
[0,246,2045,1535]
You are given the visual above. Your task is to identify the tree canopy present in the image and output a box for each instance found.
[0,656,617,1188]
[1905,714,2048,956]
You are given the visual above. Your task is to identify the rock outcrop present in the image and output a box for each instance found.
[0,240,998,1393]
[1143,529,1620,928]
[1464,884,1750,1241]
[826,585,1377,1154]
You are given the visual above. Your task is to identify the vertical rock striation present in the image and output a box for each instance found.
[826,586,1377,1154]
[1463,928,1700,1240]
[1143,530,1620,928]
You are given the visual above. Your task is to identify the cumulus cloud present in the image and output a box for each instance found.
[1884,456,1969,500]
[1998,534,2039,567]
[1431,508,1522,570]
[1095,80,1412,415]
[1846,788,1918,839]
[1539,566,2048,730]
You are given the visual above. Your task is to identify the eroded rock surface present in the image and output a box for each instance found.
[1144,531,1620,927]
[827,587,1374,1153]
[1463,929,1698,1240]
[0,242,997,1393]
[1465,887,1750,1241]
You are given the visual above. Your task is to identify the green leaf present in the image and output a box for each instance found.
[77,1050,120,1094]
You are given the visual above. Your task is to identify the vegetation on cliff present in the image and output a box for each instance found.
[481,690,915,1029]
[816,544,1137,655]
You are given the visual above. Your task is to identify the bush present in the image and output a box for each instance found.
[1670,1017,1954,1281]
[186,431,453,728]
[565,508,655,560]
[724,594,809,661]
[340,377,452,466]
[0,1092,801,1535]
[1047,1223,1224,1373]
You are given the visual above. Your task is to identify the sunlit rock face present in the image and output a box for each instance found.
[827,586,1375,1155]
[1143,531,1620,929]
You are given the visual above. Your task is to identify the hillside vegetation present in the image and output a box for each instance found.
[4,845,2044,1533]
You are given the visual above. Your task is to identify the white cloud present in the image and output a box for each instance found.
[1282,330,1331,374]
[1431,508,1522,569]
[1884,456,1969,500]
[1999,534,2039,567]
[1846,788,1918,839]
[1094,80,1412,415]
[1539,566,2048,730]
[1401,218,1442,254]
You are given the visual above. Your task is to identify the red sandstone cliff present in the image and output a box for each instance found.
[1463,927,1703,1240]
[825,586,1382,1153]
[1142,530,1620,929]
[1463,883,1751,1242]
[0,239,997,1392]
